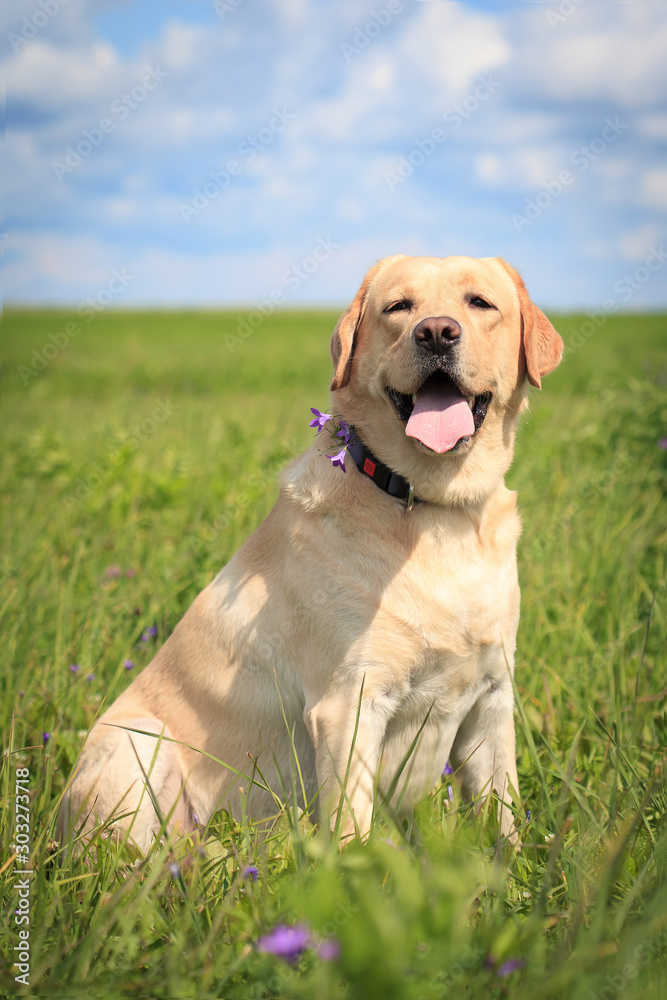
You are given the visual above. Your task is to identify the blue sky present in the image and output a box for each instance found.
[6,0,667,310]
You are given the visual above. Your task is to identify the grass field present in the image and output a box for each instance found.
[1,306,666,999]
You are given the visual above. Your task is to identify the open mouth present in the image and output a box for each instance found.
[387,374,491,454]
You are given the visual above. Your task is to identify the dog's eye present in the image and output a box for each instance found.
[385,299,413,314]
[469,295,496,310]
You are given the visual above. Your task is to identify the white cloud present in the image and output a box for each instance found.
[474,145,567,189]
[7,231,122,295]
[592,157,634,181]
[475,152,502,183]
[637,113,667,140]
[475,110,566,147]
[290,3,510,146]
[398,2,511,94]
[6,0,667,309]
[9,39,123,110]
[640,169,667,211]
[617,223,667,261]
[515,6,667,106]
[274,0,310,28]
[158,20,208,72]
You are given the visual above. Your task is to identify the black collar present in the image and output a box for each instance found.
[348,438,421,509]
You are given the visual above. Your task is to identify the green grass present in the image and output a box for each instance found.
[1,307,666,999]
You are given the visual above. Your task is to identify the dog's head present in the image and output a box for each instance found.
[330,255,563,506]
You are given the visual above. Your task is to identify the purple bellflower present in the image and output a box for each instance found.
[317,938,341,961]
[310,407,353,473]
[497,958,526,978]
[257,924,311,964]
[326,448,347,472]
[309,408,332,433]
[336,419,352,445]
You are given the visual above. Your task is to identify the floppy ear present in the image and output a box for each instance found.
[498,259,563,389]
[330,256,404,392]
[330,285,366,392]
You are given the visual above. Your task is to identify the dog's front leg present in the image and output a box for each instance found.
[305,683,399,842]
[450,680,520,842]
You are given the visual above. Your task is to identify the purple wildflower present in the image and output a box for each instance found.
[168,862,180,879]
[526,809,531,821]
[497,958,526,978]
[317,938,341,961]
[86,673,95,682]
[447,785,454,803]
[242,864,259,882]
[443,760,453,777]
[124,660,134,670]
[140,632,149,642]
[327,448,347,472]
[43,731,51,744]
[148,626,157,638]
[336,419,352,445]
[659,438,667,450]
[257,924,311,964]
[105,565,122,579]
[69,663,80,674]
[309,408,333,434]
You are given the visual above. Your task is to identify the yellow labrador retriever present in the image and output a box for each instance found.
[58,255,562,852]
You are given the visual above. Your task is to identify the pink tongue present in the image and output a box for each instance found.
[405,378,475,453]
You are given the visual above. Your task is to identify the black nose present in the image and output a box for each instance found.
[413,316,462,356]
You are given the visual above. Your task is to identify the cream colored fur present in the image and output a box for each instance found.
[58,255,563,853]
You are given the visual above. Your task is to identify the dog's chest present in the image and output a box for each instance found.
[390,532,516,648]
[345,511,521,711]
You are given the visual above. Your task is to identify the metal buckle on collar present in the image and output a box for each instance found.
[406,483,415,512]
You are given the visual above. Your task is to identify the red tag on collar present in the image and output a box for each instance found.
[363,457,376,477]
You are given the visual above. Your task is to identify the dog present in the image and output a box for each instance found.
[58,254,562,853]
